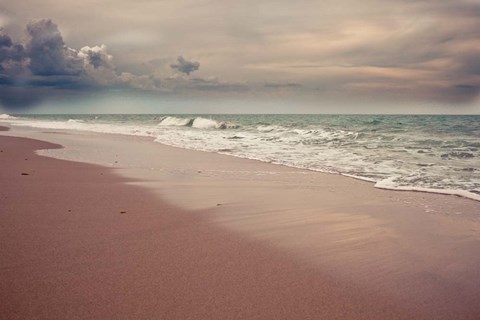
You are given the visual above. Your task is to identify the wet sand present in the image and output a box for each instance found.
[0,134,412,319]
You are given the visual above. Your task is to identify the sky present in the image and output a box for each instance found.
[0,0,480,114]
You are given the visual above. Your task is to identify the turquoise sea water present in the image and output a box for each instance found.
[2,113,480,200]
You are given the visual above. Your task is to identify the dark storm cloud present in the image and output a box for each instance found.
[0,33,25,68]
[0,86,47,109]
[170,56,200,75]
[0,34,12,47]
[26,19,83,76]
[26,75,94,89]
[0,19,166,109]
[0,19,86,80]
[0,20,87,109]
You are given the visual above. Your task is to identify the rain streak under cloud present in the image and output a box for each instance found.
[0,0,479,112]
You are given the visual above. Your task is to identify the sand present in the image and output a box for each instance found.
[1,126,480,319]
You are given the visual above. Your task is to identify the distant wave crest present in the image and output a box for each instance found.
[158,116,194,127]
[67,119,84,124]
[158,116,238,129]
[0,114,17,120]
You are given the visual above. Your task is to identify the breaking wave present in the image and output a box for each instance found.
[67,119,84,123]
[0,114,16,120]
[158,116,193,127]
[158,116,238,129]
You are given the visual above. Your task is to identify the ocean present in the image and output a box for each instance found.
[2,113,479,201]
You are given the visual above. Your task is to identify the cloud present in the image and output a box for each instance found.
[0,33,12,47]
[0,19,167,109]
[170,56,199,75]
[26,19,83,76]
[79,45,113,69]
[77,45,121,86]
[0,33,25,76]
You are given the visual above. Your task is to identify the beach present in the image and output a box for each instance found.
[1,125,480,319]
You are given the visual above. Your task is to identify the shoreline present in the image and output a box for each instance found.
[2,126,480,319]
[3,120,480,202]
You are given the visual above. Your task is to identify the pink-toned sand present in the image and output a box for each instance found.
[0,134,415,319]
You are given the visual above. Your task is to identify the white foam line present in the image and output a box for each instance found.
[374,183,480,202]
[340,173,377,183]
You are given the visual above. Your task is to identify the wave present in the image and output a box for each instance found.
[158,116,238,129]
[256,125,360,142]
[192,117,219,129]
[0,114,17,120]
[366,119,382,125]
[440,151,475,159]
[158,116,193,126]
[192,117,238,129]
[257,125,287,132]
[67,119,84,123]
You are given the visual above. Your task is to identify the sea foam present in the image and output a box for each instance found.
[375,177,480,202]
[0,114,16,119]
[4,114,480,202]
